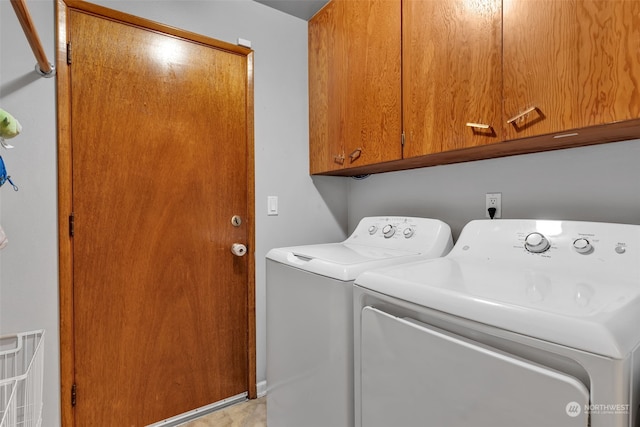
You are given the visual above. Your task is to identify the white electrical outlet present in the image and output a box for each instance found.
[485,192,502,218]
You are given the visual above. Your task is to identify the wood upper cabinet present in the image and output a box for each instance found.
[310,0,640,176]
[308,0,402,174]
[503,0,640,140]
[403,0,502,158]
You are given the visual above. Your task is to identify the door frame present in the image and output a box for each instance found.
[55,1,256,425]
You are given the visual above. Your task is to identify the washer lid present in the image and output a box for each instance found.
[356,257,640,359]
[267,243,421,281]
[266,216,454,281]
[292,243,418,264]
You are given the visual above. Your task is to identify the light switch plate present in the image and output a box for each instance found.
[268,196,278,216]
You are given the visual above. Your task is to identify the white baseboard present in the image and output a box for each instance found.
[257,380,267,398]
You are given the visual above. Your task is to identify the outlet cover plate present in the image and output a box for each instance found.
[485,192,502,218]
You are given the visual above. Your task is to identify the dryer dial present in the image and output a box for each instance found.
[573,238,593,254]
[382,224,396,238]
[525,232,550,253]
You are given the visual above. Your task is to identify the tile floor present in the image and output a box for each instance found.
[179,397,266,427]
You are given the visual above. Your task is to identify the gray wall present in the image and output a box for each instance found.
[0,0,59,424]
[0,0,348,425]
[348,139,640,237]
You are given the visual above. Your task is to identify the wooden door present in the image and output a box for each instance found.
[308,0,402,174]
[57,2,255,426]
[402,0,502,158]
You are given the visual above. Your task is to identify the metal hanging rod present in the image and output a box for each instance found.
[10,0,55,77]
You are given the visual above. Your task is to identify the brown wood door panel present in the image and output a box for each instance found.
[339,0,402,168]
[504,0,640,140]
[309,0,342,174]
[308,0,401,174]
[64,6,252,426]
[503,0,578,139]
[576,0,640,126]
[403,0,502,157]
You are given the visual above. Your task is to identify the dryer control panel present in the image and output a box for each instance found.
[451,219,639,278]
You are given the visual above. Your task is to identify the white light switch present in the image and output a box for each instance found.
[267,196,278,216]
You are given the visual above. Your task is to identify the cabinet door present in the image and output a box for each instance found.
[577,1,640,126]
[309,0,402,174]
[503,0,640,140]
[309,0,343,174]
[403,0,502,159]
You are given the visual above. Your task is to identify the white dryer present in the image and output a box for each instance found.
[354,219,640,427]
[266,216,453,427]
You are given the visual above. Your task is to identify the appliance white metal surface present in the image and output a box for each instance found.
[354,219,640,427]
[266,216,453,427]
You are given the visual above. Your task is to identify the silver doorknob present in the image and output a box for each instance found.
[231,243,247,257]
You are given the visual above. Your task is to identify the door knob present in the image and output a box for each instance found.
[231,243,247,257]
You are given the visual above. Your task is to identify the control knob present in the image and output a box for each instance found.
[573,238,593,254]
[382,224,396,238]
[524,232,550,253]
[368,225,378,235]
[403,227,415,239]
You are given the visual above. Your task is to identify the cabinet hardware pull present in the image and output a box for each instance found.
[465,122,491,129]
[333,154,345,165]
[506,106,537,125]
[349,148,362,162]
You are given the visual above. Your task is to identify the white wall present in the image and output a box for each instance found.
[0,0,348,425]
[348,139,640,237]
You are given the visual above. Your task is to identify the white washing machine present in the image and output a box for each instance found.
[354,219,640,427]
[266,216,453,427]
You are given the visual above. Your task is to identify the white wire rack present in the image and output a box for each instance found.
[0,379,17,427]
[0,330,45,427]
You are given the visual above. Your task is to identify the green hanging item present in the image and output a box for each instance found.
[0,108,22,148]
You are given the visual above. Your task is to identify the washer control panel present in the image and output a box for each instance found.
[346,216,453,253]
[357,217,419,240]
